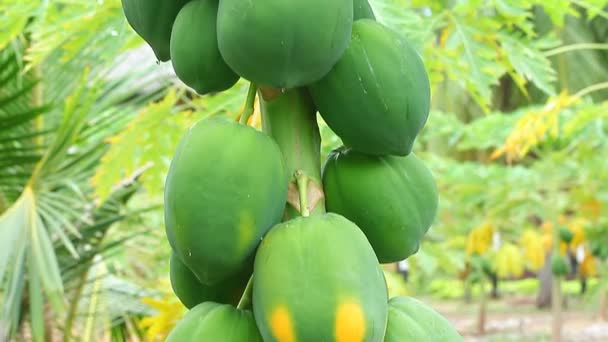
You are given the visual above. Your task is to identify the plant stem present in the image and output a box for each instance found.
[239,83,257,125]
[63,262,91,342]
[237,276,254,310]
[33,65,44,146]
[574,82,608,99]
[259,87,325,219]
[544,43,608,57]
[295,170,310,217]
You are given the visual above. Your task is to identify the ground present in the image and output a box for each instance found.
[431,295,608,341]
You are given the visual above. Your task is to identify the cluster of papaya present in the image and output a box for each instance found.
[122,0,462,340]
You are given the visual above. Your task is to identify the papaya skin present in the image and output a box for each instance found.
[164,118,288,285]
[217,0,353,89]
[322,148,438,263]
[384,297,463,341]
[121,0,190,62]
[252,213,388,342]
[170,0,239,95]
[354,0,376,20]
[309,19,431,156]
[169,252,251,309]
[166,302,263,342]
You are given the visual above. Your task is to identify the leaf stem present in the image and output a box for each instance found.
[237,276,254,310]
[573,82,608,99]
[543,43,608,57]
[239,83,258,125]
[295,170,310,217]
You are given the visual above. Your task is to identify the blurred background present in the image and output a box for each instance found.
[1,0,607,341]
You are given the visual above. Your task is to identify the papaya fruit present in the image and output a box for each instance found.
[121,0,190,62]
[217,0,353,88]
[322,148,438,263]
[558,226,574,243]
[253,213,388,342]
[384,296,463,342]
[551,254,570,276]
[170,0,239,95]
[165,118,288,285]
[354,0,376,20]
[309,19,430,156]
[166,302,263,342]
[169,252,251,309]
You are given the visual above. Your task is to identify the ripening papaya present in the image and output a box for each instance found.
[169,252,251,309]
[170,0,239,95]
[322,148,438,263]
[309,19,430,156]
[253,213,388,342]
[121,0,190,62]
[354,0,376,20]
[384,297,463,342]
[217,0,353,88]
[166,302,263,342]
[164,118,288,285]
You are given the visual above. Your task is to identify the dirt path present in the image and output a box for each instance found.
[425,296,608,341]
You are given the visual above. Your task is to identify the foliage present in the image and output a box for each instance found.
[0,0,169,340]
[2,0,608,339]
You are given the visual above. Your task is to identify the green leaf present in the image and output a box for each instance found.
[28,261,45,342]
[499,32,558,96]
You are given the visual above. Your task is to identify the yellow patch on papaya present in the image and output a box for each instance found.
[269,306,295,342]
[236,211,254,254]
[335,299,366,342]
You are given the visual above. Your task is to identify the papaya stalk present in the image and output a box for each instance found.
[295,170,310,217]
[239,83,257,125]
[236,276,253,310]
[258,87,325,218]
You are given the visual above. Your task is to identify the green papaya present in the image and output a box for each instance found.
[165,118,288,285]
[551,254,570,276]
[253,213,388,342]
[169,252,251,309]
[121,0,190,62]
[322,148,438,263]
[558,226,574,243]
[170,0,239,95]
[384,296,463,342]
[309,19,430,156]
[354,0,376,20]
[217,0,353,88]
[166,302,263,342]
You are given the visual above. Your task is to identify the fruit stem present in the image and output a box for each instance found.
[295,170,310,217]
[237,275,254,310]
[258,87,325,219]
[239,83,258,125]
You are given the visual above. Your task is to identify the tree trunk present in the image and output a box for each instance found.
[600,289,607,321]
[552,274,563,342]
[490,274,499,299]
[537,252,553,308]
[477,278,487,335]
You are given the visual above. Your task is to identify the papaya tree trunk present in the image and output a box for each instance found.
[600,288,607,321]
[537,252,553,308]
[490,274,499,299]
[259,87,325,218]
[552,273,563,342]
[477,277,487,336]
